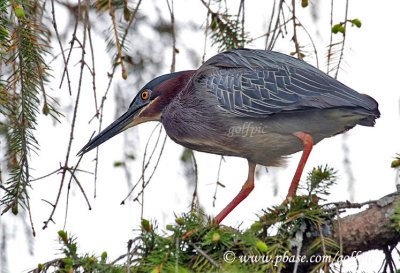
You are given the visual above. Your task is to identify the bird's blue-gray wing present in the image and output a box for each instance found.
[194,49,379,118]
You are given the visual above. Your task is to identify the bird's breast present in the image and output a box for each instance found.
[161,96,301,166]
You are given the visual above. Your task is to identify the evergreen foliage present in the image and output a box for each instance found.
[31,167,343,273]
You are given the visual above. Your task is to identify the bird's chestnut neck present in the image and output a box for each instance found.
[139,70,196,120]
[153,70,196,98]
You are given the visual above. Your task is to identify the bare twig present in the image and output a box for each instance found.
[91,0,143,196]
[199,0,215,14]
[238,0,245,47]
[298,23,319,67]
[85,0,98,113]
[109,0,127,80]
[98,0,143,105]
[63,164,92,229]
[120,125,166,205]
[110,237,142,265]
[187,242,222,269]
[212,156,225,207]
[264,0,277,49]
[251,18,292,44]
[265,0,285,50]
[326,0,335,74]
[317,223,328,272]
[190,152,199,211]
[334,0,349,79]
[131,135,167,204]
[336,206,344,273]
[126,239,133,272]
[166,0,176,73]
[30,166,92,183]
[202,3,211,64]
[43,0,88,229]
[291,0,301,59]
[59,4,80,93]
[139,124,163,216]
[51,0,72,95]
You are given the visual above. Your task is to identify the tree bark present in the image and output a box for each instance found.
[283,192,400,273]
[332,193,400,255]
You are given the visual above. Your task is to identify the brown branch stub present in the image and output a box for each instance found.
[332,194,400,255]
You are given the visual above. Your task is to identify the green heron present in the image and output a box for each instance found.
[79,49,380,224]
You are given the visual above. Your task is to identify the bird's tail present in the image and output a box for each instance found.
[357,93,380,126]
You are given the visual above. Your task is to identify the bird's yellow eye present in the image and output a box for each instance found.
[141,90,150,100]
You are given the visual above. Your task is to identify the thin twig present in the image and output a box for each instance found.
[166,0,176,73]
[291,0,301,59]
[131,135,167,204]
[30,166,93,183]
[317,223,328,272]
[40,199,55,207]
[199,0,215,14]
[334,0,349,79]
[250,18,292,44]
[85,0,98,113]
[264,0,277,49]
[59,4,80,93]
[212,156,225,207]
[99,0,143,102]
[91,0,143,196]
[190,152,199,211]
[31,168,62,182]
[139,124,163,216]
[51,0,72,95]
[120,125,165,204]
[187,242,222,269]
[109,0,127,79]
[336,206,343,273]
[298,23,319,68]
[69,168,92,209]
[322,196,391,211]
[43,0,87,229]
[266,0,285,50]
[126,239,133,273]
[202,2,211,64]
[238,0,245,47]
[110,237,142,264]
[326,0,334,74]
[0,185,10,194]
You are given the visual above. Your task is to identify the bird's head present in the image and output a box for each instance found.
[78,70,194,155]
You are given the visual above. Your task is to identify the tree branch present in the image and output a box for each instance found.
[283,192,400,272]
[332,193,400,255]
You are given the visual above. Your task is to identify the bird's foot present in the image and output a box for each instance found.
[181,218,219,240]
[280,194,319,210]
[282,196,293,205]
[182,228,199,240]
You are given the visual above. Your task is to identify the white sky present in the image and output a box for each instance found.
[3,0,400,272]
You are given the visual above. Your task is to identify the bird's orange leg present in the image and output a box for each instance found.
[215,162,256,224]
[286,131,314,199]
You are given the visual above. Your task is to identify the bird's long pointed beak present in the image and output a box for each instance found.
[78,105,142,156]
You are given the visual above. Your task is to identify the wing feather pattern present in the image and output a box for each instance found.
[194,49,380,118]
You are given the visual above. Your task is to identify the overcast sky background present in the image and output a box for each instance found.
[2,0,400,272]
